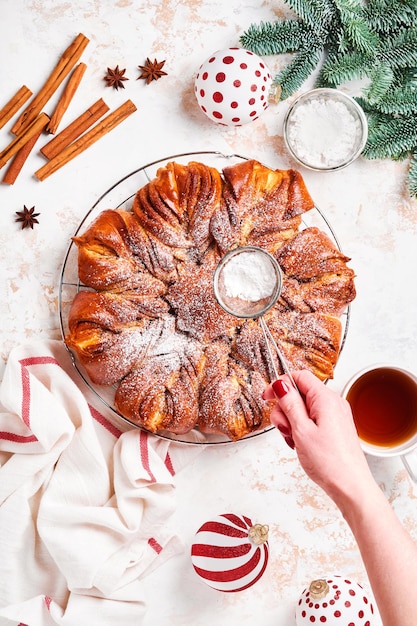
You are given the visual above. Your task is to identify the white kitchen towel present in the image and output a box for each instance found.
[0,340,204,625]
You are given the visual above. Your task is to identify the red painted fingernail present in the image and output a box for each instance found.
[285,436,295,450]
[277,424,291,437]
[272,379,290,399]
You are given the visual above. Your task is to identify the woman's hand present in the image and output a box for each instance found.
[265,371,417,626]
[264,370,374,505]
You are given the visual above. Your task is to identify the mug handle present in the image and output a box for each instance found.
[401,450,417,482]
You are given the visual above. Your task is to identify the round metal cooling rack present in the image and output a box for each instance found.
[58,150,350,445]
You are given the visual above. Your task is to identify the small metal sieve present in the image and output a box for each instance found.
[213,246,282,319]
[213,246,297,387]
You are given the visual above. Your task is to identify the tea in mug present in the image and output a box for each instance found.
[346,367,417,447]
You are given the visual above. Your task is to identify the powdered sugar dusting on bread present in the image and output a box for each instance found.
[66,159,356,440]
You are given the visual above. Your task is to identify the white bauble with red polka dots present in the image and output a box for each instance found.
[194,48,274,126]
[296,576,377,625]
[191,513,269,592]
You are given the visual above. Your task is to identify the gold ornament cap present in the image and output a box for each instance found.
[309,579,330,600]
[248,523,269,545]
[268,83,282,104]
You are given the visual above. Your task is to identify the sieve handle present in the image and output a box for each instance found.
[401,451,417,483]
[259,316,279,380]
[259,317,299,392]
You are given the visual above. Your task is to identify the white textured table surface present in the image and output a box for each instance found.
[1,1,417,625]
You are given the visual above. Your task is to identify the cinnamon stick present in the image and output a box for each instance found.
[46,62,87,134]
[2,125,46,185]
[0,112,50,169]
[41,98,110,160]
[12,33,89,135]
[0,85,33,130]
[35,100,137,181]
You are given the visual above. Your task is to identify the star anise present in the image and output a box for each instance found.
[15,206,40,230]
[137,58,167,84]
[104,65,129,90]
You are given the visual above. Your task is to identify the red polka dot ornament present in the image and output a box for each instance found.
[296,576,377,625]
[190,513,269,592]
[194,47,280,126]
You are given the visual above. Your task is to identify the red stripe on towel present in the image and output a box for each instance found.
[0,431,38,443]
[19,356,60,429]
[164,452,175,476]
[89,404,122,438]
[140,430,156,483]
[148,537,163,554]
[20,361,31,428]
[19,357,59,367]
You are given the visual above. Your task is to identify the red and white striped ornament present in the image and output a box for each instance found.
[191,513,269,592]
[296,576,377,625]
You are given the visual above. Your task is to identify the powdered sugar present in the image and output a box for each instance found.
[222,250,278,302]
[285,95,362,169]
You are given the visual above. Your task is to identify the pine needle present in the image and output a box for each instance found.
[373,86,417,115]
[364,62,395,104]
[276,48,323,99]
[335,0,379,53]
[363,0,417,34]
[240,0,417,197]
[239,20,312,55]
[320,50,372,84]
[284,0,335,29]
[379,29,417,68]
[363,115,417,159]
[407,153,417,197]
